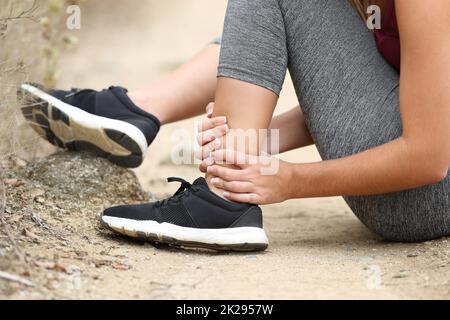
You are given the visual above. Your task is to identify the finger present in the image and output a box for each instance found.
[199,157,215,172]
[210,177,254,193]
[198,116,227,132]
[196,125,228,146]
[222,191,261,204]
[211,149,251,168]
[199,162,207,173]
[206,102,214,118]
[195,138,221,160]
[203,138,222,159]
[207,165,244,181]
[196,130,215,147]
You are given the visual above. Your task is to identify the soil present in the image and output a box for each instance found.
[1,152,450,299]
[1,0,449,299]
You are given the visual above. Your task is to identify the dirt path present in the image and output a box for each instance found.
[1,0,449,299]
[1,152,449,299]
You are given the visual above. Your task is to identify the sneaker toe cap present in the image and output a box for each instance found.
[102,203,157,221]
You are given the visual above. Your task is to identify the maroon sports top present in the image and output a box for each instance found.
[374,0,400,71]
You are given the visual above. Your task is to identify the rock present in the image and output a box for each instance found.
[393,269,409,279]
[1,151,151,297]
[66,265,81,274]
[3,154,149,251]
[11,152,149,213]
[21,152,148,201]
[34,195,45,204]
[392,273,408,279]
[74,250,88,259]
[28,188,46,198]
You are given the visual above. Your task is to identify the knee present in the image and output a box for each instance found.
[364,221,434,243]
[346,195,449,243]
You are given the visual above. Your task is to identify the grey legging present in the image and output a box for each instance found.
[216,0,450,242]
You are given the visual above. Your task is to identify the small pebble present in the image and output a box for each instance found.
[34,196,45,204]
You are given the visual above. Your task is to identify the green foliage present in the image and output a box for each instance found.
[48,0,64,13]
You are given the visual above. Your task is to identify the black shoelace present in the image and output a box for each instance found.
[154,177,199,208]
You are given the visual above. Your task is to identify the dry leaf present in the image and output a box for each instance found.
[91,259,113,268]
[34,260,56,269]
[22,228,39,241]
[11,157,27,168]
[33,259,68,273]
[112,262,131,271]
[54,263,67,273]
[4,178,26,187]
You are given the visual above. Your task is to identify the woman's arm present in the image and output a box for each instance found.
[288,0,450,198]
[206,0,450,204]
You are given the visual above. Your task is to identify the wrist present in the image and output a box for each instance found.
[280,161,296,200]
[284,162,309,200]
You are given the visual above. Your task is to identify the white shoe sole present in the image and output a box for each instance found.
[101,215,269,252]
[19,83,148,168]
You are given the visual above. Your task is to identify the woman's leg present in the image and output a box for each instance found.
[129,40,312,152]
[206,0,289,194]
[215,0,449,241]
[128,43,220,125]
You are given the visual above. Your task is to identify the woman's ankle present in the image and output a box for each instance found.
[127,90,168,125]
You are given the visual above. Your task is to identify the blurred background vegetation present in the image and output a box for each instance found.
[0,0,227,164]
[0,0,78,162]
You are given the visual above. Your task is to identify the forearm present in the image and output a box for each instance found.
[267,107,313,154]
[288,137,448,199]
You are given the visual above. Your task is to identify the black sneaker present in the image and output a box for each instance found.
[101,177,269,251]
[18,83,160,168]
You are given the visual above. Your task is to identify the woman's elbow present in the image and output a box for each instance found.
[417,155,449,185]
[404,139,449,185]
[426,166,449,184]
[428,145,450,183]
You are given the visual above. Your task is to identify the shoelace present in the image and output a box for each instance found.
[154,177,198,208]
